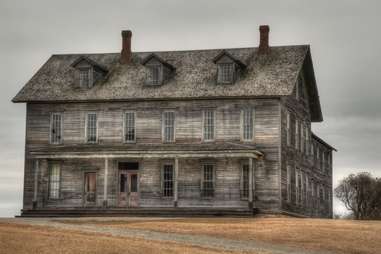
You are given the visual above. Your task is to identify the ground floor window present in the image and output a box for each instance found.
[201,164,215,197]
[49,163,60,199]
[162,164,174,197]
[241,164,249,199]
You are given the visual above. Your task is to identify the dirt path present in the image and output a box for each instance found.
[4,218,334,254]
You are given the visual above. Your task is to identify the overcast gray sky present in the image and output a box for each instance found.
[1,0,380,217]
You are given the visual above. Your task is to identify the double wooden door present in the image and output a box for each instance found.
[118,170,139,207]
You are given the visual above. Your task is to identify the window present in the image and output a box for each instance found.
[147,65,162,85]
[79,68,91,88]
[217,63,234,83]
[241,164,249,199]
[286,112,291,146]
[162,164,174,197]
[295,119,299,150]
[203,110,215,141]
[295,168,302,205]
[242,109,254,141]
[49,163,60,199]
[50,113,62,144]
[286,165,291,202]
[124,112,136,142]
[163,111,175,142]
[201,164,215,197]
[86,113,97,143]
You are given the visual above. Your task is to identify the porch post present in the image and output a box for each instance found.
[32,159,39,209]
[248,157,253,209]
[103,158,108,207]
[174,157,179,207]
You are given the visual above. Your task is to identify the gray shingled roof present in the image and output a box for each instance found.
[12,45,322,121]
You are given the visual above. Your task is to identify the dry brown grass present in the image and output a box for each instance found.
[66,217,381,254]
[0,222,250,254]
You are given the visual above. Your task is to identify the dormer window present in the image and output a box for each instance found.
[79,68,91,88]
[217,63,235,84]
[71,56,108,89]
[213,50,246,85]
[142,54,175,86]
[147,64,162,85]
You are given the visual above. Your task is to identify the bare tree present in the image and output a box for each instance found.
[335,172,381,220]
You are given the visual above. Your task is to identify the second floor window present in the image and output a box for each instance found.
[86,113,97,143]
[49,163,60,199]
[50,113,62,144]
[242,109,254,141]
[203,110,215,141]
[201,164,215,197]
[163,111,175,142]
[162,164,174,197]
[124,112,136,142]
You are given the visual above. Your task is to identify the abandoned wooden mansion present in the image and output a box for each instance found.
[13,26,336,217]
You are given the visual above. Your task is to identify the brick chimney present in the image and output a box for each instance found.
[258,25,270,53]
[121,30,132,64]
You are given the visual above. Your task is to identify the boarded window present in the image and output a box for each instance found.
[49,163,60,199]
[124,112,136,142]
[217,63,234,83]
[203,110,215,141]
[242,109,254,141]
[50,113,62,144]
[163,111,175,142]
[147,65,162,85]
[162,164,174,197]
[286,112,291,146]
[241,164,249,199]
[86,113,97,143]
[201,164,214,197]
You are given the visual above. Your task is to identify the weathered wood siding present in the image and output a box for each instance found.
[23,98,281,212]
[280,66,333,218]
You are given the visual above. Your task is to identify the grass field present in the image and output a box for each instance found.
[1,217,380,254]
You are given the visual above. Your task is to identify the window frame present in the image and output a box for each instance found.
[201,163,215,198]
[50,112,63,145]
[161,163,174,197]
[79,67,93,88]
[217,63,235,84]
[48,162,61,200]
[286,165,292,203]
[202,109,216,142]
[146,64,163,85]
[85,112,98,144]
[123,111,136,143]
[162,111,176,143]
[241,108,255,142]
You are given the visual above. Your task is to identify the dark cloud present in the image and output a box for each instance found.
[1,0,380,216]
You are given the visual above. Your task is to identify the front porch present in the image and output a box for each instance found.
[27,145,263,216]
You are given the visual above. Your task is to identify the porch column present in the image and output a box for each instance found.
[174,157,179,207]
[32,159,39,209]
[248,157,254,209]
[103,158,108,207]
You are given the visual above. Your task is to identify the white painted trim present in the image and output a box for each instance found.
[123,111,136,143]
[161,110,176,143]
[85,112,98,144]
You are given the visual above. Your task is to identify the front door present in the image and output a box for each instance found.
[118,165,139,207]
[84,172,96,206]
[128,173,139,207]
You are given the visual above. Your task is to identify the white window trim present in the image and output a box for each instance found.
[162,111,176,143]
[85,112,98,144]
[202,109,216,142]
[161,163,174,197]
[123,111,136,143]
[240,108,255,142]
[49,112,63,145]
